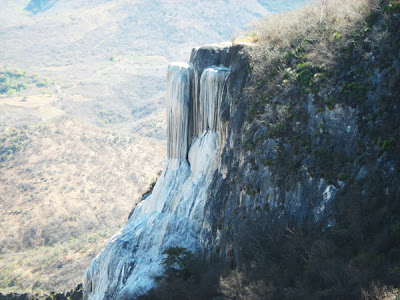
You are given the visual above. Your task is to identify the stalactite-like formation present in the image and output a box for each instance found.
[167,64,229,162]
[166,63,193,160]
[198,67,230,133]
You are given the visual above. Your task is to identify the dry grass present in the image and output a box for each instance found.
[362,283,400,300]
[0,117,165,293]
[249,0,380,84]
[0,227,116,295]
[255,0,377,44]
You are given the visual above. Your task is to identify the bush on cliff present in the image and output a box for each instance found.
[139,247,219,300]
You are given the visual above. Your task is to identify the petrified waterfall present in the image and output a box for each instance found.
[166,63,192,160]
[199,67,230,133]
[83,49,230,299]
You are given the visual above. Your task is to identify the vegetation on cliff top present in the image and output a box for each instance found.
[240,0,400,186]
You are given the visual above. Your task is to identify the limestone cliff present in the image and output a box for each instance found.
[84,5,400,297]
[83,42,253,299]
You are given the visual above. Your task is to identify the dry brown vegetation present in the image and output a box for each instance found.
[255,0,376,46]
[362,283,400,300]
[0,117,165,293]
[248,0,382,98]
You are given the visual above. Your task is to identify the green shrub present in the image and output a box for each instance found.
[340,82,369,102]
[245,140,255,151]
[142,247,219,300]
[385,0,400,13]
[297,68,314,87]
[161,247,193,280]
[0,128,29,164]
[0,68,53,95]
[98,110,127,124]
[141,171,161,198]
[377,137,396,150]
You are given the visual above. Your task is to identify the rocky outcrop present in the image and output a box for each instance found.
[197,45,357,265]
[84,28,400,297]
[198,20,400,271]
[83,42,252,300]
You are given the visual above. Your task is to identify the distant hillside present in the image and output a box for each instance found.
[0,118,165,293]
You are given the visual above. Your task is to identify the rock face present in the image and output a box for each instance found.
[200,95,355,266]
[83,43,252,299]
[194,46,356,267]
